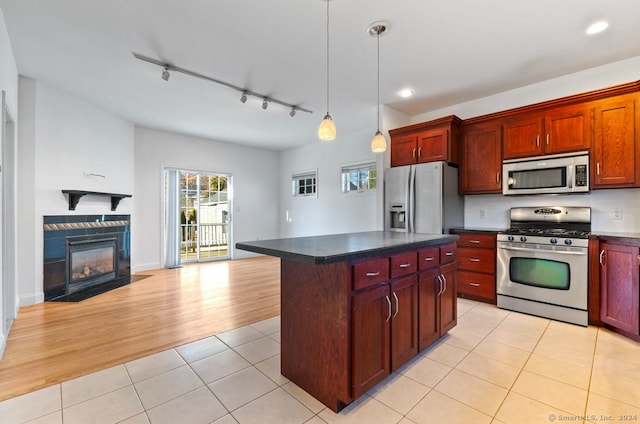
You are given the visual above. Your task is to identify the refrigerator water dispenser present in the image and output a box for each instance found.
[388,204,406,231]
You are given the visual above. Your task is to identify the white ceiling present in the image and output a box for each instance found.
[2,0,639,151]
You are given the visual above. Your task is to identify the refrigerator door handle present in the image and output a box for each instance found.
[408,165,416,233]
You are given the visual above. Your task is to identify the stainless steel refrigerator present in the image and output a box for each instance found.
[384,162,464,234]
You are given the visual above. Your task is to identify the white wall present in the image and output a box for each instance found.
[408,55,640,233]
[0,5,18,359]
[278,105,411,238]
[133,127,280,269]
[17,77,134,306]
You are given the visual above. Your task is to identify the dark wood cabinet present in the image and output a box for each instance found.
[599,241,640,337]
[352,284,391,398]
[592,95,638,188]
[389,115,461,167]
[503,104,590,159]
[452,231,497,304]
[389,275,419,370]
[417,243,457,350]
[352,252,420,397]
[460,121,502,194]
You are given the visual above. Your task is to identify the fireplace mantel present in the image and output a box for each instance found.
[62,190,132,211]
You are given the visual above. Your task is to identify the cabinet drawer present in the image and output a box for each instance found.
[353,258,389,290]
[390,252,417,279]
[456,233,496,249]
[457,247,495,273]
[458,271,495,300]
[418,247,440,270]
[440,243,457,264]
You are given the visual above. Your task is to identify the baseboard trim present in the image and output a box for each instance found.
[19,292,45,306]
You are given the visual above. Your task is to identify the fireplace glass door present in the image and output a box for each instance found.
[177,171,230,262]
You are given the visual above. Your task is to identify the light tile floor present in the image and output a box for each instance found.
[2,299,640,424]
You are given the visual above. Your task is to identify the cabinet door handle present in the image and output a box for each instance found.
[597,162,601,176]
[536,135,540,148]
[468,282,480,287]
[436,275,443,296]
[366,272,380,277]
[418,147,422,158]
[469,258,480,262]
[445,252,454,256]
[412,148,416,159]
[441,274,447,294]
[385,295,392,322]
[399,263,411,268]
[599,250,605,266]
[424,257,434,261]
[546,133,550,146]
[469,240,480,244]
[392,292,399,318]
[497,172,501,184]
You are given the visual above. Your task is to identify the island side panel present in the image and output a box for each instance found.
[280,258,352,412]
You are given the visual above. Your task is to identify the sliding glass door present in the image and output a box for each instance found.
[167,170,231,263]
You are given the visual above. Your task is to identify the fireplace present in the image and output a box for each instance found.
[43,215,130,301]
[68,237,118,293]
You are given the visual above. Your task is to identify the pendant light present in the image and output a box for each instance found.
[369,22,388,153]
[318,0,336,141]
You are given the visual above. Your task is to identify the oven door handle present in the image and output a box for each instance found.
[498,246,587,256]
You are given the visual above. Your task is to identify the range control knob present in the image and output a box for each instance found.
[508,235,515,242]
[564,239,573,245]
[550,238,558,244]
[520,236,527,242]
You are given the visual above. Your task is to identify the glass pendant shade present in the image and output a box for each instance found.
[318,114,336,141]
[371,130,387,153]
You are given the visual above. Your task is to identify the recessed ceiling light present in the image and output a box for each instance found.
[586,20,609,35]
[398,88,414,98]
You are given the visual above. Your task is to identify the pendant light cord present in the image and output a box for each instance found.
[376,29,380,132]
[326,0,330,115]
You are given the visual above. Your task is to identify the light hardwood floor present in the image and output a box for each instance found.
[0,256,281,402]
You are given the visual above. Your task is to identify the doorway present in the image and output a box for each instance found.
[166,170,231,263]
[2,91,17,335]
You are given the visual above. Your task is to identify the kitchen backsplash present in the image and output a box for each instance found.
[464,188,640,233]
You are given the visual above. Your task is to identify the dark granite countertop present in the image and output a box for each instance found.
[589,232,640,243]
[450,227,505,234]
[236,231,459,265]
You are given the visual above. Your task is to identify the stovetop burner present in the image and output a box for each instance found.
[502,206,592,240]
[504,227,590,239]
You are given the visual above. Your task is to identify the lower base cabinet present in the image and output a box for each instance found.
[351,274,418,398]
[281,241,457,412]
[417,262,457,349]
[599,240,640,336]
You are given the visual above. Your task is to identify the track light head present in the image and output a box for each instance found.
[262,98,269,110]
[161,67,170,81]
[290,107,296,117]
[240,92,248,103]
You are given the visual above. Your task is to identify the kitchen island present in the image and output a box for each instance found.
[236,231,459,412]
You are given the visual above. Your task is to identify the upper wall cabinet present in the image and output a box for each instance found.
[503,104,591,159]
[389,116,462,167]
[592,94,639,188]
[459,120,503,194]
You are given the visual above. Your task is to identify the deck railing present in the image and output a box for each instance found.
[181,223,228,253]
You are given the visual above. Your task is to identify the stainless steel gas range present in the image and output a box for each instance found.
[496,206,591,326]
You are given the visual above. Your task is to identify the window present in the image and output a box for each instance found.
[341,162,377,193]
[292,170,317,197]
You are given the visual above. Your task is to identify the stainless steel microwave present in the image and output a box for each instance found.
[503,151,589,195]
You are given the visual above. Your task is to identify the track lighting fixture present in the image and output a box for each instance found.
[318,0,336,141]
[132,52,313,116]
[368,22,388,153]
[290,107,296,117]
[161,67,170,81]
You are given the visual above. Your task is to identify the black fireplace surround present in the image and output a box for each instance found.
[43,215,130,301]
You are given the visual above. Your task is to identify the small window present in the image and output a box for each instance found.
[341,162,377,193]
[292,170,317,197]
